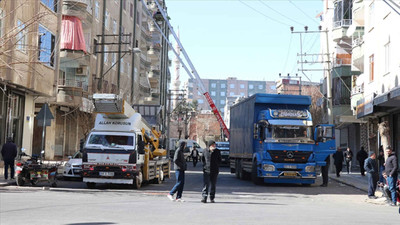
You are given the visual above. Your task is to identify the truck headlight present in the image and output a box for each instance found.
[263,164,275,171]
[65,163,71,167]
[305,166,315,172]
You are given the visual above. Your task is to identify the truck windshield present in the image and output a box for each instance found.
[88,134,134,147]
[270,126,312,141]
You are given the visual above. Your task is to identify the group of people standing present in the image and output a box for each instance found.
[167,140,221,203]
[331,145,398,206]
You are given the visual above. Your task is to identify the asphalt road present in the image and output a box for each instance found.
[1,163,399,225]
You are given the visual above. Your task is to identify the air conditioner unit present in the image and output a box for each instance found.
[76,67,87,76]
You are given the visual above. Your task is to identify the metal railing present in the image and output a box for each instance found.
[333,19,352,28]
[58,79,88,91]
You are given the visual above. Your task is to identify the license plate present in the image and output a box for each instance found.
[284,172,297,177]
[99,171,114,177]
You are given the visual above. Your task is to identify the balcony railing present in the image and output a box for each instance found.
[333,19,352,28]
[333,57,352,67]
[58,79,88,91]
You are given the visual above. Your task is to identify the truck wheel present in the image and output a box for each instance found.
[134,172,142,189]
[86,182,96,189]
[251,160,263,185]
[16,175,25,186]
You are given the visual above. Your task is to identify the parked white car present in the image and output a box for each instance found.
[63,151,82,180]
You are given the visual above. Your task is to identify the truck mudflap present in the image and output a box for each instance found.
[83,177,133,184]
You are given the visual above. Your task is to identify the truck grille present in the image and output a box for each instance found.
[268,150,312,164]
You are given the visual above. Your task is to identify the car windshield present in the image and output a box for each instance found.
[88,134,134,147]
[270,126,312,142]
[72,151,82,159]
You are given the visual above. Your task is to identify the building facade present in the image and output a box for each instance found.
[185,77,276,116]
[0,0,170,160]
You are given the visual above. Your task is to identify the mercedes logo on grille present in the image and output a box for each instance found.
[286,151,294,159]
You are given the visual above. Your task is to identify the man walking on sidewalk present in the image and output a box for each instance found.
[1,137,18,180]
[344,147,353,174]
[333,147,344,177]
[384,146,398,206]
[356,147,368,176]
[364,152,378,199]
[201,140,221,203]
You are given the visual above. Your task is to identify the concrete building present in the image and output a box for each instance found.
[0,0,62,155]
[350,0,400,162]
[185,77,276,116]
[0,0,171,160]
[320,0,364,153]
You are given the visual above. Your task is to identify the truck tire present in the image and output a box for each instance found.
[235,160,240,179]
[16,175,25,186]
[251,160,263,185]
[133,172,142,189]
[86,182,96,189]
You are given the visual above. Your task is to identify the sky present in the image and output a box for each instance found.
[165,0,325,85]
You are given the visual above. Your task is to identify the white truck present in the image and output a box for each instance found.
[82,94,170,189]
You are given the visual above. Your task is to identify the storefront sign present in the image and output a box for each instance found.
[356,94,374,119]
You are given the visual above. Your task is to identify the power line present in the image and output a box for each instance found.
[258,0,305,26]
[238,0,291,27]
[288,0,319,25]
[282,34,293,73]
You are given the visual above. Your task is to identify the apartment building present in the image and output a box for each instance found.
[0,0,61,155]
[185,77,276,116]
[0,0,170,159]
[350,0,400,162]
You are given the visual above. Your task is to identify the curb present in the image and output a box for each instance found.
[329,175,368,193]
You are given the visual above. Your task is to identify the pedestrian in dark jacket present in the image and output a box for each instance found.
[320,155,331,187]
[201,140,221,203]
[333,147,344,177]
[377,146,385,183]
[167,141,187,202]
[1,137,18,180]
[344,147,353,174]
[190,146,199,167]
[356,147,368,176]
[384,146,398,206]
[364,152,379,199]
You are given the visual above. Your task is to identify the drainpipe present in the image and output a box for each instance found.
[53,0,63,97]
[117,0,123,91]
[98,0,107,92]
[131,0,138,104]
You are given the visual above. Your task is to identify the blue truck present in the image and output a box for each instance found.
[229,93,335,185]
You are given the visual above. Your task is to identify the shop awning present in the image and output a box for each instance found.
[61,15,86,52]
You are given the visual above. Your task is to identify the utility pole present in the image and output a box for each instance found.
[291,26,333,124]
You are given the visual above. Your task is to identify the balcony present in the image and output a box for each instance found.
[333,54,351,68]
[141,26,152,42]
[57,78,89,105]
[332,19,352,42]
[148,70,160,78]
[352,37,364,71]
[140,53,151,68]
[62,0,92,21]
[352,0,364,26]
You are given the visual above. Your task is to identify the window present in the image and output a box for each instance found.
[130,3,134,18]
[123,0,127,11]
[384,41,390,74]
[0,8,3,38]
[41,0,56,12]
[240,84,245,89]
[198,99,204,104]
[112,19,117,34]
[17,20,27,52]
[270,85,276,90]
[240,92,244,96]
[84,32,91,52]
[120,57,124,73]
[230,84,235,88]
[93,38,98,56]
[220,100,225,105]
[333,0,352,27]
[230,92,234,96]
[95,1,100,19]
[38,24,55,66]
[198,91,201,95]
[221,83,226,88]
[220,108,224,113]
[105,10,110,29]
[112,53,116,67]
[221,92,225,96]
[369,54,374,82]
[249,84,254,89]
[211,91,216,96]
[127,62,130,75]
[104,46,108,63]
[258,85,263,89]
[211,83,216,88]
